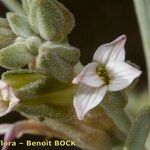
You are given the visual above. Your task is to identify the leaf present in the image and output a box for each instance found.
[101,91,132,135]
[50,0,75,41]
[28,0,74,42]
[125,106,150,150]
[0,42,32,69]
[21,0,30,15]
[6,12,35,37]
[16,77,72,102]
[16,104,74,122]
[16,104,113,150]
[0,28,16,49]
[29,0,63,41]
[0,17,10,29]
[2,69,45,90]
[36,42,80,82]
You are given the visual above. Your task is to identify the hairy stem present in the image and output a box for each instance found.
[124,106,150,150]
[1,0,24,15]
[133,0,150,95]
[101,92,132,135]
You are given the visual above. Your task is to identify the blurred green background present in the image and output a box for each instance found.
[0,0,147,149]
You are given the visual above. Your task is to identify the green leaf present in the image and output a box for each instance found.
[0,42,32,69]
[36,42,80,82]
[2,69,45,90]
[16,77,72,102]
[7,12,35,37]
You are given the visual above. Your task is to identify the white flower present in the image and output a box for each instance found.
[73,35,142,120]
[0,80,19,117]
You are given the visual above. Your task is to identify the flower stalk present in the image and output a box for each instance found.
[124,106,150,150]
[0,0,24,15]
[101,92,131,135]
[133,0,150,95]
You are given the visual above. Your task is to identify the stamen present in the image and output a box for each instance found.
[97,66,110,85]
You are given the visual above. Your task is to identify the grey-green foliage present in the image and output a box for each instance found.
[0,0,79,83]
[2,69,45,90]
[37,42,80,82]
[16,77,71,101]
[28,0,74,42]
[0,18,16,49]
[101,92,131,135]
[125,106,150,150]
[16,104,73,122]
[0,1,149,150]
[0,42,32,69]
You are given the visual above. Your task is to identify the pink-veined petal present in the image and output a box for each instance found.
[106,61,142,91]
[73,62,104,87]
[0,80,19,117]
[93,35,126,65]
[0,80,7,89]
[73,84,108,120]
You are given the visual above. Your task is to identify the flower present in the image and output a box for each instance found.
[73,35,142,120]
[0,80,19,117]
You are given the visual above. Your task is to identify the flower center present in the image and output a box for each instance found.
[96,65,110,85]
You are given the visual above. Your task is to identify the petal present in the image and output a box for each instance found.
[1,87,9,101]
[72,62,104,87]
[73,84,107,120]
[0,87,19,117]
[93,35,126,65]
[6,88,19,113]
[106,61,142,91]
[0,124,12,134]
[0,80,7,89]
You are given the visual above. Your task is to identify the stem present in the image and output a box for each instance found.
[101,92,132,135]
[124,106,150,150]
[1,0,24,15]
[133,0,150,95]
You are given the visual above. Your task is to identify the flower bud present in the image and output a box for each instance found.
[26,36,42,56]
